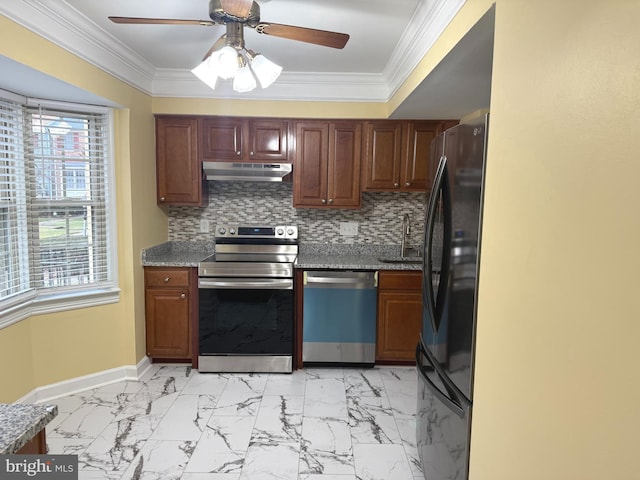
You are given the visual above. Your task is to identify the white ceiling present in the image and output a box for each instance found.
[0,0,494,118]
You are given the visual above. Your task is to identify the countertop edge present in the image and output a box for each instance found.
[0,403,58,454]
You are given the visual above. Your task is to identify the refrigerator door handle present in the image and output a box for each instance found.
[423,155,451,333]
[415,342,465,418]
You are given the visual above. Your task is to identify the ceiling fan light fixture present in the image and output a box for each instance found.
[248,52,282,88]
[217,45,240,79]
[233,62,257,93]
[191,57,219,90]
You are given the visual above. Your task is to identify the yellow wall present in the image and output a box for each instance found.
[0,16,164,401]
[460,1,640,479]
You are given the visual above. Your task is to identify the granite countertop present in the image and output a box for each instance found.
[141,241,426,271]
[296,244,423,271]
[0,403,58,454]
[142,241,215,267]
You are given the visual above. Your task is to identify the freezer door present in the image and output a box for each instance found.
[416,341,471,480]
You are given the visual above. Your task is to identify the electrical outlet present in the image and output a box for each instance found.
[340,222,359,236]
[200,219,210,233]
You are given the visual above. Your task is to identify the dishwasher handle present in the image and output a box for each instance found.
[303,271,378,288]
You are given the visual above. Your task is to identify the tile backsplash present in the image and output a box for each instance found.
[168,182,427,247]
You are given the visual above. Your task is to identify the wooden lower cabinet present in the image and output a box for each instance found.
[144,267,197,363]
[376,270,423,363]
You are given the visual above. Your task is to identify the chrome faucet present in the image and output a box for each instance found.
[401,214,410,258]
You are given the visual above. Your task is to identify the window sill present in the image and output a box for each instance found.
[0,286,121,330]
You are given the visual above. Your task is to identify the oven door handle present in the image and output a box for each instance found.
[198,278,293,290]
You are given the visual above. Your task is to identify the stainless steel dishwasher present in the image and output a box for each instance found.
[302,271,378,365]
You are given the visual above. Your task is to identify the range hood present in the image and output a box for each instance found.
[203,161,292,182]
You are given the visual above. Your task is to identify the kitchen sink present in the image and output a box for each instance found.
[377,256,423,264]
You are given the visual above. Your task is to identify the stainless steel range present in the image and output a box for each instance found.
[198,224,298,373]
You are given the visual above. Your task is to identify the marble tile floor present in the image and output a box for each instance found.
[45,364,422,480]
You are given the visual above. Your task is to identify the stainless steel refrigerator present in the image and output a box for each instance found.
[416,113,489,480]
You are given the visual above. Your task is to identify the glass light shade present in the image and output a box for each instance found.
[250,54,282,88]
[191,53,220,90]
[233,64,257,93]
[217,46,240,79]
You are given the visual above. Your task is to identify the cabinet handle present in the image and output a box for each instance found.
[321,199,327,204]
[180,293,186,299]
[159,197,166,202]
[394,182,399,188]
[164,277,170,283]
[250,151,254,156]
[328,198,334,205]
[236,151,241,156]
[405,182,411,187]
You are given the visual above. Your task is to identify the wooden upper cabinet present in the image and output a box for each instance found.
[155,116,207,206]
[362,121,404,190]
[293,121,362,208]
[201,116,289,163]
[362,119,458,192]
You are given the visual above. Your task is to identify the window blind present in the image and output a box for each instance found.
[23,104,112,291]
[0,97,30,299]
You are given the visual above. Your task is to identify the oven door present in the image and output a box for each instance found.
[198,277,294,373]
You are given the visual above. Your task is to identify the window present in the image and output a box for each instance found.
[0,92,118,328]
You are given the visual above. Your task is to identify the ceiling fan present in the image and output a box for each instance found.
[109,0,349,91]
[109,0,350,56]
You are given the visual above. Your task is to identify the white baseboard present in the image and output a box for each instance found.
[16,356,153,405]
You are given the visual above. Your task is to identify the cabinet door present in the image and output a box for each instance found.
[327,122,362,207]
[155,116,204,205]
[376,290,423,362]
[403,121,441,191]
[145,287,191,358]
[362,121,403,190]
[293,122,329,207]
[201,117,244,160]
[248,119,289,162]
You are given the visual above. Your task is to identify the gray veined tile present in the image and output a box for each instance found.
[149,394,216,441]
[182,371,230,395]
[251,395,303,444]
[343,369,385,398]
[263,370,306,396]
[194,415,256,454]
[181,474,241,480]
[222,374,269,395]
[299,475,357,480]
[394,416,423,477]
[48,402,118,439]
[91,380,144,396]
[114,390,179,420]
[386,381,418,418]
[353,443,414,480]
[46,436,94,456]
[78,413,162,476]
[183,451,244,475]
[305,367,345,379]
[213,383,263,416]
[348,396,402,445]
[299,417,354,476]
[118,439,196,480]
[304,378,348,419]
[379,367,417,384]
[240,443,300,480]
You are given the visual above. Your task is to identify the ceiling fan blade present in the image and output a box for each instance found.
[109,16,215,27]
[220,0,254,19]
[202,34,228,61]
[256,23,349,49]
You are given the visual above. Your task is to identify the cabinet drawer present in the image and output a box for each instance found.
[378,271,422,290]
[145,268,190,287]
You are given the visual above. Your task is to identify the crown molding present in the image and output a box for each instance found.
[1,0,466,102]
[383,0,466,98]
[152,69,390,102]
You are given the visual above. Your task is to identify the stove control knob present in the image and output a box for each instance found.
[229,228,236,235]
[287,228,295,236]
[276,228,284,236]
[218,227,226,235]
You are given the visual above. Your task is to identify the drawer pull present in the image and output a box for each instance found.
[180,293,186,299]
[164,277,170,283]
